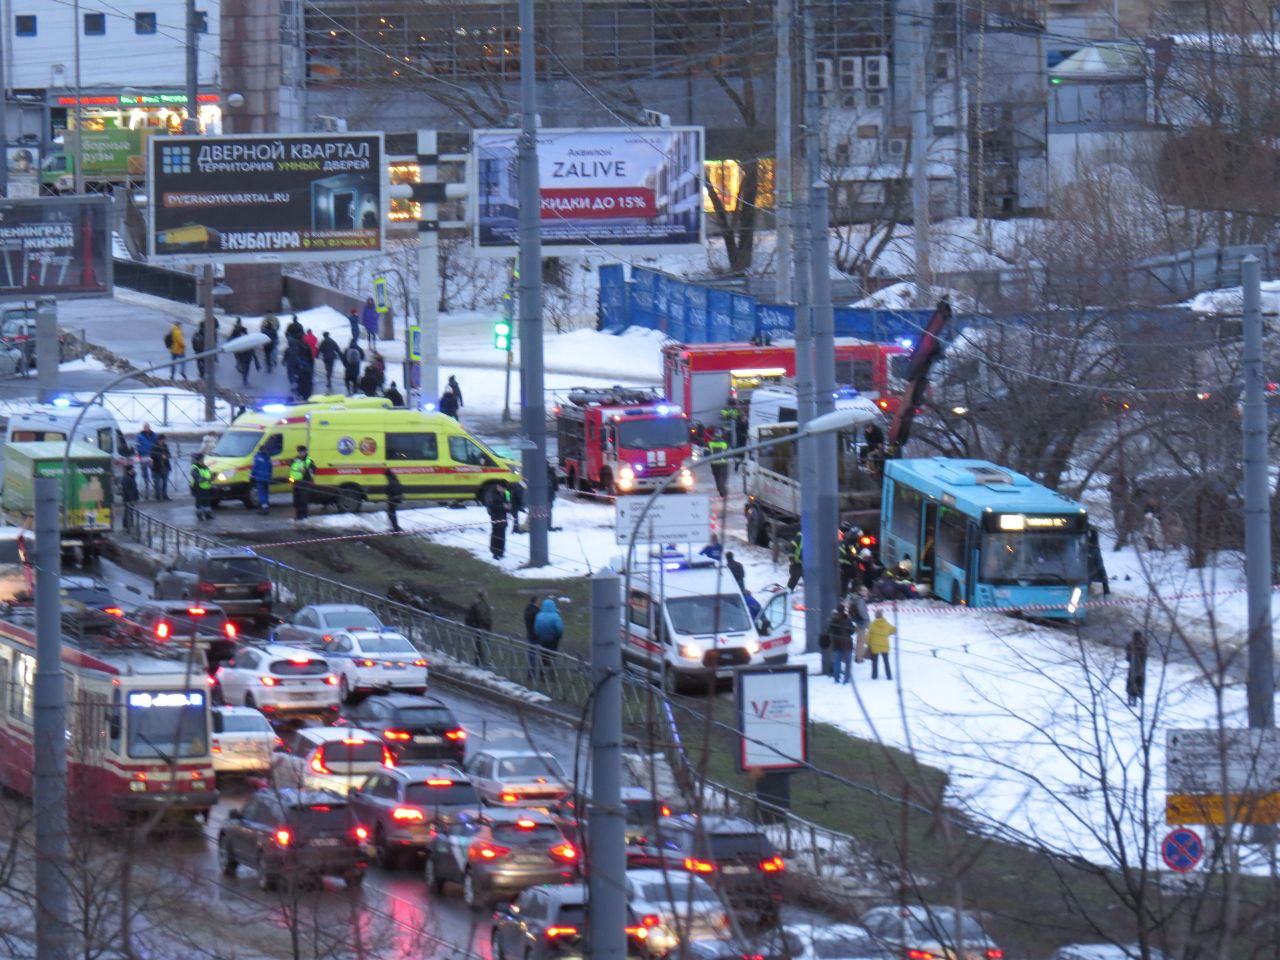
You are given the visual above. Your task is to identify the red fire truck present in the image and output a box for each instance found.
[661,340,910,427]
[554,386,695,495]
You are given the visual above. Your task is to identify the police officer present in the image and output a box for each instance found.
[289,445,316,521]
[189,453,214,522]
[486,482,510,560]
[706,428,730,498]
[719,396,746,462]
[787,528,804,590]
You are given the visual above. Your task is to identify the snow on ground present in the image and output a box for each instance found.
[1184,279,1280,315]
[442,325,668,381]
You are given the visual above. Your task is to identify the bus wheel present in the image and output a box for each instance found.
[336,484,363,513]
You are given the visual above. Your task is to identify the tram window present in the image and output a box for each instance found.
[109,689,122,748]
[12,656,33,724]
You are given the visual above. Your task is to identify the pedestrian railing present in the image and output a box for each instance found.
[0,389,237,429]
[119,505,869,866]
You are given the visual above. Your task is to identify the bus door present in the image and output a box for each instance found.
[919,500,938,586]
[963,520,981,603]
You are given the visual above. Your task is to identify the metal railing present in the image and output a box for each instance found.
[0,389,236,429]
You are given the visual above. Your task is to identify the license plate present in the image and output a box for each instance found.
[384,662,406,670]
[223,586,253,598]
[414,735,441,744]
[309,837,340,847]
[286,692,315,701]
[722,865,749,875]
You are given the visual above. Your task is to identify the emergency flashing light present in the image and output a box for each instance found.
[493,316,512,351]
[51,396,72,408]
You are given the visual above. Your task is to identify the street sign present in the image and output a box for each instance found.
[1160,828,1204,873]
[373,276,389,314]
[615,494,710,544]
[735,665,808,772]
[407,324,421,362]
[1166,728,1280,825]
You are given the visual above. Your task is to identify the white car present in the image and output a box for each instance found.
[1049,947,1168,960]
[213,643,341,717]
[625,869,729,957]
[464,748,570,807]
[860,906,1004,960]
[271,603,384,646]
[781,924,896,960]
[323,628,429,701]
[210,706,276,778]
[271,726,394,796]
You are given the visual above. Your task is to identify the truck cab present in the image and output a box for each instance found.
[620,553,788,693]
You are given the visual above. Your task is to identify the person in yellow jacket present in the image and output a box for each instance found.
[866,609,895,680]
[165,321,187,379]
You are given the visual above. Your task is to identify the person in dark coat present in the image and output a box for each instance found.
[296,349,314,401]
[546,461,561,531]
[343,340,365,395]
[533,597,564,678]
[285,314,305,342]
[232,323,254,388]
[1126,629,1147,706]
[150,436,172,500]
[464,589,492,666]
[384,468,403,532]
[862,422,885,461]
[250,448,274,514]
[523,595,543,682]
[384,382,404,407]
[361,296,379,348]
[438,387,459,418]
[485,482,510,559]
[825,603,855,683]
[359,363,381,397]
[192,322,208,378]
[260,313,279,372]
[724,550,746,594]
[121,464,139,530]
[283,337,304,394]
[509,478,527,533]
[135,424,157,496]
[347,308,361,344]
[446,375,463,408]
[318,332,342,391]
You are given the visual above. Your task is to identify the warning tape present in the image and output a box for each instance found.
[243,519,493,551]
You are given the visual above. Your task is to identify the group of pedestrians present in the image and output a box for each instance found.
[481,465,561,561]
[820,590,895,683]
[129,423,173,501]
[523,594,564,683]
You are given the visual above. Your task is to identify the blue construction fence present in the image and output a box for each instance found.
[598,264,935,344]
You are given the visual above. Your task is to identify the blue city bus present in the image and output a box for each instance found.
[880,458,1090,620]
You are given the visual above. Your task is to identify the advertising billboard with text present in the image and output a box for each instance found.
[148,132,385,263]
[0,196,112,300]
[472,127,704,255]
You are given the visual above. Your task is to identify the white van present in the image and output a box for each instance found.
[4,400,134,478]
[746,384,882,432]
[621,553,790,693]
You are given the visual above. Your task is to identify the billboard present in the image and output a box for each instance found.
[473,127,704,255]
[735,665,809,772]
[0,196,112,300]
[148,132,385,263]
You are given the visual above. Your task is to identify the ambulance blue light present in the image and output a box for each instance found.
[51,396,72,408]
[261,403,287,414]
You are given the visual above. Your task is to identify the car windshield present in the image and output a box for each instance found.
[62,584,113,605]
[287,803,354,834]
[318,739,385,764]
[394,706,454,727]
[204,556,268,581]
[665,595,752,635]
[325,609,380,629]
[979,531,1088,586]
[356,635,415,653]
[164,609,229,633]
[405,782,477,806]
[497,756,566,779]
[270,658,329,676]
[216,712,271,733]
[492,822,563,845]
[815,935,878,958]
[707,832,772,859]
[126,690,207,759]
[904,912,988,943]
[639,880,718,904]
[617,417,688,450]
[212,430,263,458]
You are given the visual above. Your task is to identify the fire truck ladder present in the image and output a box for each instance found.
[565,386,665,407]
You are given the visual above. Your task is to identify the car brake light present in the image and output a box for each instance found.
[859,534,876,547]
[186,606,207,616]
[289,656,311,665]
[469,841,510,861]
[684,858,715,873]
[516,818,537,829]
[354,825,369,841]
[876,398,889,410]
[195,582,217,598]
[549,842,578,862]
[425,778,453,787]
[660,805,672,817]
[256,580,272,594]
[322,634,332,642]
[382,745,396,767]
[985,952,1004,960]
[325,675,339,685]
[358,659,376,668]
[392,807,424,822]
[260,676,277,686]
[625,925,648,941]
[906,951,938,960]
[155,622,171,640]
[211,738,222,754]
[205,675,216,685]
[103,606,123,616]
[224,622,237,638]
[641,915,659,928]
[758,856,784,873]
[383,729,411,741]
[444,728,466,741]
[274,828,292,846]
[500,792,519,803]
[413,659,428,667]
[310,749,330,774]
[545,927,578,939]
[341,737,367,745]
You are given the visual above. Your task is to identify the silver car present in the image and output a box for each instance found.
[211,705,276,778]
[465,748,570,807]
[860,906,1003,960]
[625,869,729,957]
[271,603,384,647]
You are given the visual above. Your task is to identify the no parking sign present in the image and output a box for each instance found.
[1161,827,1204,873]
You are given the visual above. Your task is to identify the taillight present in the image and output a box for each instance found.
[906,951,938,960]
[684,858,715,873]
[260,676,278,686]
[196,581,217,597]
[310,748,330,774]
[545,927,578,939]
[468,841,510,861]
[641,914,659,928]
[274,828,292,847]
[357,659,376,668]
[155,622,171,640]
[384,729,411,741]
[984,952,1004,960]
[325,675,339,686]
[256,580,273,595]
[549,842,578,862]
[500,792,519,803]
[425,778,453,787]
[876,398,889,410]
[382,745,396,767]
[391,806,424,822]
[187,606,207,616]
[103,606,123,616]
[758,856,784,873]
[211,738,222,754]
[444,728,466,741]
[224,622,237,639]
[413,659,428,667]
[625,925,648,941]
[660,805,672,817]
[354,825,369,841]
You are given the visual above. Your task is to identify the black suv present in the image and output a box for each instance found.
[154,548,273,624]
[339,693,467,764]
[632,815,784,928]
[124,600,239,670]
[217,788,372,890]
[492,883,594,960]
[347,764,479,868]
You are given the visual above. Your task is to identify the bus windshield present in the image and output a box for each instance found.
[126,691,208,760]
[617,418,688,451]
[212,430,263,458]
[980,531,1088,586]
[665,595,752,635]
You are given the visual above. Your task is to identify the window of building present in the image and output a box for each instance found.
[135,11,157,34]
[84,12,106,35]
[14,14,36,36]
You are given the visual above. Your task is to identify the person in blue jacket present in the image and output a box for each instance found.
[135,423,157,497]
[533,598,564,678]
[250,448,274,514]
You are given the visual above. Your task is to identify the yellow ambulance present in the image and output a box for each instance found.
[206,400,519,510]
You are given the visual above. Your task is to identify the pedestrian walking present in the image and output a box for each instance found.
[261,312,279,373]
[464,589,492,667]
[296,349,315,401]
[303,328,319,360]
[706,428,729,497]
[342,340,364,395]
[164,321,187,379]
[150,436,172,500]
[849,588,870,663]
[523,595,543,682]
[192,323,207,378]
[825,603,855,683]
[361,296,379,348]
[1125,629,1147,706]
[725,550,746,594]
[384,381,404,407]
[546,460,561,530]
[384,467,403,532]
[232,321,254,388]
[285,314,304,342]
[359,362,381,397]
[347,308,361,344]
[318,332,341,391]
[439,375,463,419]
[121,464,139,530]
[485,482,510,559]
[866,610,895,680]
[787,529,804,591]
[509,478,527,533]
[289,445,315,521]
[250,447,274,514]
[190,453,214,522]
[135,424,157,497]
[533,597,564,679]
[283,337,304,394]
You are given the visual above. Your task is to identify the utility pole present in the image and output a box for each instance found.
[518,0,548,566]
[587,569,625,960]
[773,0,793,302]
[0,16,9,198]
[73,0,85,194]
[35,298,58,402]
[908,0,932,304]
[417,129,439,406]
[183,0,216,418]
[33,477,71,960]
[1242,255,1274,736]
[184,0,199,134]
